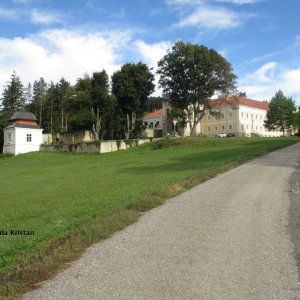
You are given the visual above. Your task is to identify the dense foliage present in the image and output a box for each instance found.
[0,64,155,140]
[112,62,155,139]
[157,41,237,135]
[264,90,297,136]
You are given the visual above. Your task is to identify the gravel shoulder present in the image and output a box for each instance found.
[24,143,300,300]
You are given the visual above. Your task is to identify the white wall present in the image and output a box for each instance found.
[3,127,43,155]
[239,105,282,137]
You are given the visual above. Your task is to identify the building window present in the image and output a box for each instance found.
[208,126,211,131]
[215,126,218,131]
[221,114,224,119]
[27,134,32,142]
[241,124,244,129]
[241,112,244,118]
[222,125,225,130]
[246,113,248,118]
[247,125,249,129]
[229,125,232,130]
[208,115,211,120]
[229,113,232,118]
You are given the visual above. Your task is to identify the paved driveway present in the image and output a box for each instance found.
[25,143,300,300]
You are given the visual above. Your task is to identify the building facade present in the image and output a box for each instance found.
[201,97,282,137]
[3,111,43,155]
[143,96,283,138]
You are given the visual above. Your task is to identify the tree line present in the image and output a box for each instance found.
[0,63,157,141]
[0,40,299,145]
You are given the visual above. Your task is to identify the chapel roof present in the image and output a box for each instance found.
[10,111,37,121]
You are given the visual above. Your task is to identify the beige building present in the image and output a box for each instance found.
[143,96,282,138]
[202,97,282,137]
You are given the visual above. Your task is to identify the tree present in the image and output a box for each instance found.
[32,78,48,127]
[112,62,155,139]
[296,106,300,136]
[157,41,236,135]
[25,83,32,106]
[264,90,296,136]
[68,75,95,132]
[1,71,26,112]
[144,96,163,113]
[91,71,111,140]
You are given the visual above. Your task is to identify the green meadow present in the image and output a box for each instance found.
[0,137,298,297]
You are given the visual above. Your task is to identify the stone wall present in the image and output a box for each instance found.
[40,138,156,154]
[42,131,96,145]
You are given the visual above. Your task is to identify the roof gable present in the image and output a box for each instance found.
[143,108,164,119]
[210,97,269,110]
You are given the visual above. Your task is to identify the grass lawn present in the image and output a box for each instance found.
[0,136,299,297]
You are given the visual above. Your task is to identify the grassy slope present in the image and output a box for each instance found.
[0,137,298,297]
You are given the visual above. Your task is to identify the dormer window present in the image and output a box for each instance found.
[26,134,32,142]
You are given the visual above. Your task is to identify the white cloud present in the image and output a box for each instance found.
[134,40,172,96]
[30,10,63,25]
[176,6,240,29]
[238,62,300,105]
[134,40,172,69]
[0,29,132,93]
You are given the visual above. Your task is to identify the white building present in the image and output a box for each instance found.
[201,97,282,137]
[3,111,43,155]
[143,96,283,138]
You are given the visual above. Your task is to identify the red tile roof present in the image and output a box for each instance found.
[143,108,164,119]
[210,96,269,110]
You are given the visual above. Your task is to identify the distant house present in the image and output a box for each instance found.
[3,111,43,155]
[143,96,282,137]
[143,108,165,138]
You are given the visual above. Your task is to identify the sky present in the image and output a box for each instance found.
[0,0,300,105]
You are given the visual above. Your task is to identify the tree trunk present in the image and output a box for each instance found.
[92,107,101,141]
[39,100,42,127]
[50,99,53,134]
[61,106,64,132]
[124,111,136,140]
[189,105,199,136]
[125,113,131,140]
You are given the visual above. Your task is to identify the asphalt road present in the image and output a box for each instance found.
[24,142,300,300]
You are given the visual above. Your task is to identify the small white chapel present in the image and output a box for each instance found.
[3,111,43,155]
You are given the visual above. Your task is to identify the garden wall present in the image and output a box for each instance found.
[40,138,156,154]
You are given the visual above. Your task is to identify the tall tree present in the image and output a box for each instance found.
[69,75,95,132]
[264,90,296,136]
[1,71,26,112]
[91,71,110,140]
[56,78,74,132]
[32,78,48,127]
[25,83,32,106]
[112,62,155,139]
[157,41,236,135]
